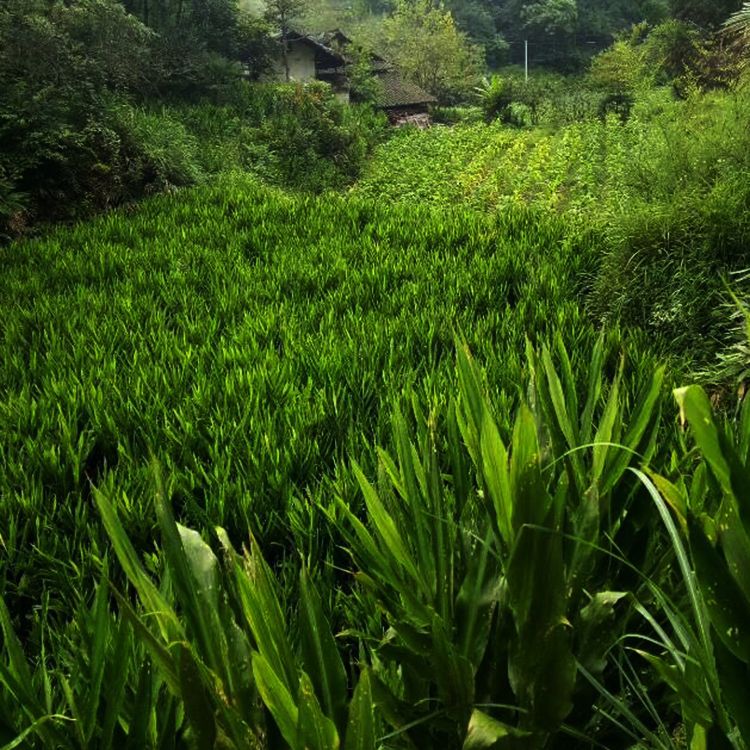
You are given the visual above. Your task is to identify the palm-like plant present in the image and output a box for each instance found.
[724,3,750,68]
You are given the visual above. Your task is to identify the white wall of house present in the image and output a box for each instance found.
[266,41,316,82]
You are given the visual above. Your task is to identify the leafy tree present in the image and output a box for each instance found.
[521,0,577,36]
[381,0,484,102]
[0,0,157,226]
[263,0,308,80]
[445,0,508,63]
[347,44,384,104]
[669,0,743,29]
[121,0,244,56]
[588,37,655,93]
[492,0,672,69]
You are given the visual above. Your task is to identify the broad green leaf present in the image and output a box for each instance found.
[740,392,750,463]
[431,614,474,720]
[352,460,422,588]
[297,672,340,750]
[424,424,452,621]
[509,403,547,532]
[84,567,111,743]
[110,588,180,693]
[127,659,154,750]
[674,386,730,493]
[580,336,604,445]
[153,469,226,683]
[713,638,750,741]
[456,530,498,671]
[392,408,434,592]
[717,503,750,604]
[456,339,486,440]
[554,332,579,426]
[509,619,575,733]
[601,366,663,495]
[541,345,579,450]
[462,709,530,749]
[481,410,512,547]
[577,591,627,674]
[93,486,179,642]
[633,650,713,727]
[448,400,471,515]
[688,516,750,663]
[633,468,712,657]
[344,670,376,750]
[690,724,708,750]
[369,672,417,743]
[253,652,300,749]
[647,471,687,531]
[237,538,298,695]
[60,675,85,748]
[299,567,348,732]
[592,373,620,486]
[101,618,133,749]
[178,645,217,750]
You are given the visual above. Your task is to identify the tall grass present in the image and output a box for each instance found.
[2,336,677,748]
[1,174,634,622]
[2,78,750,749]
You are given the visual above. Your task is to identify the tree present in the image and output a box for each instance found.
[521,0,577,36]
[490,0,672,69]
[263,0,308,80]
[381,0,484,102]
[444,0,508,63]
[669,0,743,30]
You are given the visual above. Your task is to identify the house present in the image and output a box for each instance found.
[265,32,351,103]
[264,30,437,124]
[321,29,437,124]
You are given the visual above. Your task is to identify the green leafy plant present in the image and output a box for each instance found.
[632,384,750,749]
[332,337,663,747]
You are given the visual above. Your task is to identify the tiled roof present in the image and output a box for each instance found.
[376,70,437,108]
[281,32,347,68]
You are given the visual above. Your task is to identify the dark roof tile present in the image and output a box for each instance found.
[376,71,437,108]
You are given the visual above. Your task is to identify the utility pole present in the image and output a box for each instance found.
[525,39,529,82]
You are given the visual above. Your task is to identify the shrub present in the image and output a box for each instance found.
[108,104,204,192]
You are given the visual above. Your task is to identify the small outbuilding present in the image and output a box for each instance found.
[375,70,437,126]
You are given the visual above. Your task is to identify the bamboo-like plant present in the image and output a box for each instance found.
[634,385,750,750]
[334,338,664,748]
[91,469,376,750]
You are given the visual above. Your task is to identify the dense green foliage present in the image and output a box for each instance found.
[2,0,744,238]
[355,84,750,371]
[0,0,384,238]
[379,0,485,102]
[0,176,617,606]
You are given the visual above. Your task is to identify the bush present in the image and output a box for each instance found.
[432,105,484,125]
[225,82,387,191]
[0,0,388,235]
[108,104,204,193]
